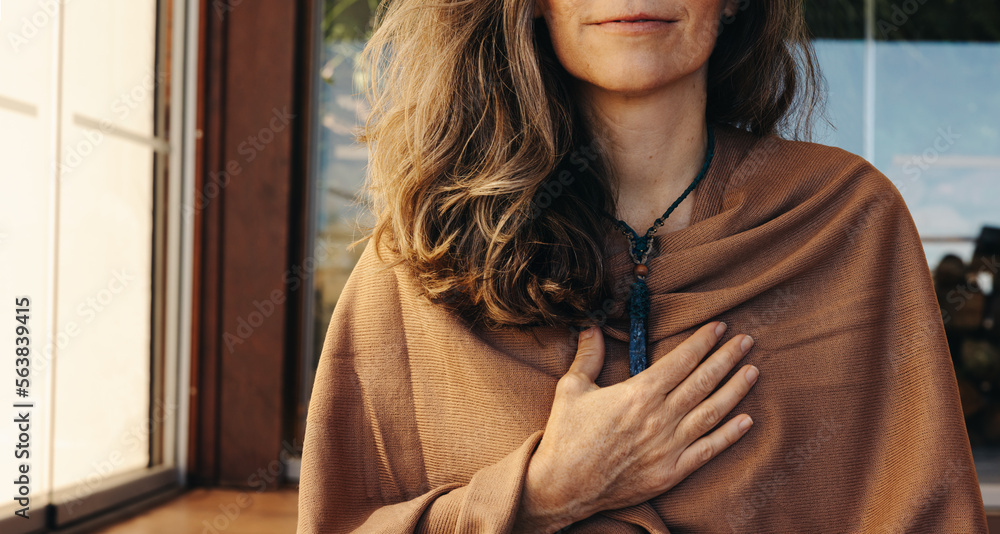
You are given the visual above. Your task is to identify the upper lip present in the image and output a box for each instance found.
[592,12,674,23]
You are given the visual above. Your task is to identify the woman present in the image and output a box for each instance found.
[298,0,989,532]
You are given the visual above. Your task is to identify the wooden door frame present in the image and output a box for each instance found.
[188,0,315,488]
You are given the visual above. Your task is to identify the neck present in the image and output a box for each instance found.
[575,70,709,234]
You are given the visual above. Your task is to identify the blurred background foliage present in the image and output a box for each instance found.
[322,0,378,42]
[320,0,379,85]
[804,0,1000,41]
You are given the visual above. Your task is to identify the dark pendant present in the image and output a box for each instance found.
[628,314,647,376]
[628,274,650,376]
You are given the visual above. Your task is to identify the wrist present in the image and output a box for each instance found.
[514,450,587,533]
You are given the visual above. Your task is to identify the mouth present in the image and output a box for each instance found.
[593,13,676,24]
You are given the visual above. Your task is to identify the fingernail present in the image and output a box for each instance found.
[715,321,727,336]
[740,335,754,352]
[580,326,596,340]
[738,416,753,432]
[745,365,758,385]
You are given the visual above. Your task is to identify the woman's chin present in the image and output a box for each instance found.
[575,73,686,98]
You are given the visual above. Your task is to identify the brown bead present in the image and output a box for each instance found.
[633,264,648,277]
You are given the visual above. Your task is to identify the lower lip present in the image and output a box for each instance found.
[593,20,675,33]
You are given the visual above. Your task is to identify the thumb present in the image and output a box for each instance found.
[567,326,605,384]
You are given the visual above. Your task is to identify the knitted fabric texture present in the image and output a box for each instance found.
[297,125,989,533]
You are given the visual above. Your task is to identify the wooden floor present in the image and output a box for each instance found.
[92,487,298,534]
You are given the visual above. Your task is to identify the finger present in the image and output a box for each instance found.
[666,334,753,413]
[675,362,759,445]
[566,326,605,384]
[674,412,754,478]
[638,321,727,392]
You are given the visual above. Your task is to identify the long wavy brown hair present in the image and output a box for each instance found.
[353,0,822,330]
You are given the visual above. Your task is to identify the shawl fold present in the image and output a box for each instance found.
[297,125,989,533]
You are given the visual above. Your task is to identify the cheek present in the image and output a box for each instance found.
[542,17,597,77]
[686,4,725,49]
[677,20,721,70]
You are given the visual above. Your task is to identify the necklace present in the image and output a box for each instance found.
[603,124,715,376]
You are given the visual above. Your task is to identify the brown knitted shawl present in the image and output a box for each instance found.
[297,125,988,533]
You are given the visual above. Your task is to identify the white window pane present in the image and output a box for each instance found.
[0,0,60,509]
[52,0,157,494]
